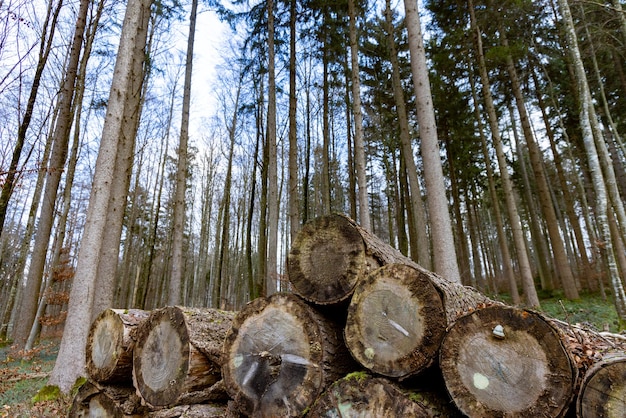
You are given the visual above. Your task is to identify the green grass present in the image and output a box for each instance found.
[538,292,623,332]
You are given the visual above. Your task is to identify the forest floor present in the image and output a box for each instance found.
[0,292,621,416]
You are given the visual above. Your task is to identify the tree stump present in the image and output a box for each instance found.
[133,306,234,408]
[222,293,354,417]
[439,305,576,417]
[306,372,434,417]
[344,264,447,379]
[577,353,626,417]
[86,308,150,383]
[68,380,147,417]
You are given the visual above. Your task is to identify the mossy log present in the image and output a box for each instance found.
[133,306,234,408]
[439,305,576,417]
[86,308,150,384]
[68,380,147,417]
[222,293,354,417]
[306,372,435,417]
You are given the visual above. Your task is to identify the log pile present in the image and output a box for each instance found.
[70,214,626,417]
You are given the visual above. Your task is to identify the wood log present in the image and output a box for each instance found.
[288,214,493,321]
[133,306,234,408]
[306,372,437,417]
[439,305,576,417]
[577,352,626,417]
[86,308,150,384]
[222,293,354,417]
[68,380,148,417]
[344,263,447,379]
[148,403,227,418]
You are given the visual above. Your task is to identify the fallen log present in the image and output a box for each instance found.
[86,308,150,384]
[68,380,147,417]
[306,372,435,417]
[576,348,626,416]
[222,293,354,417]
[439,305,576,417]
[132,306,234,408]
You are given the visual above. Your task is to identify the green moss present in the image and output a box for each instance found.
[71,376,88,396]
[32,385,60,402]
[343,371,369,382]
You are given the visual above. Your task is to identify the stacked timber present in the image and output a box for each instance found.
[70,214,626,417]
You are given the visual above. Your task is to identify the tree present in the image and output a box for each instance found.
[49,0,152,393]
[169,0,198,306]
[402,0,460,283]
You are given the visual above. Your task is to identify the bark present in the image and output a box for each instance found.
[307,373,435,417]
[49,0,152,393]
[383,0,430,270]
[222,293,354,417]
[133,306,234,408]
[577,353,626,417]
[347,0,371,231]
[169,0,197,305]
[149,403,229,418]
[440,305,577,417]
[85,308,150,384]
[403,0,460,283]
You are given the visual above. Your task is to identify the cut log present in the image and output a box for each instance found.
[577,353,626,417]
[288,214,493,321]
[439,305,576,417]
[222,293,354,417]
[344,264,447,379]
[133,306,234,408]
[148,403,227,418]
[68,380,147,417]
[86,308,150,383]
[307,372,435,417]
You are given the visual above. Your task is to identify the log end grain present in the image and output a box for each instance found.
[222,293,352,417]
[577,353,626,417]
[344,264,447,379]
[287,214,368,304]
[440,305,575,417]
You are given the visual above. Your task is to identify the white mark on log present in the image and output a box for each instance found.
[242,361,259,388]
[365,347,375,360]
[383,311,410,337]
[281,353,316,367]
[473,372,489,389]
[233,354,243,368]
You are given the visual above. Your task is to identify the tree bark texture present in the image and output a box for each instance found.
[221,292,354,417]
[86,308,150,384]
[439,305,576,417]
[307,373,434,417]
[133,306,234,408]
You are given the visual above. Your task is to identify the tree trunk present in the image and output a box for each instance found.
[133,306,234,408]
[48,0,152,393]
[347,0,371,231]
[440,305,577,417]
[577,353,626,417]
[68,380,147,418]
[307,373,435,417]
[287,0,300,244]
[222,293,354,417]
[403,0,460,283]
[85,308,150,384]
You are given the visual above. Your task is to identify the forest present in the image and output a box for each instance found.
[1,0,626,395]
